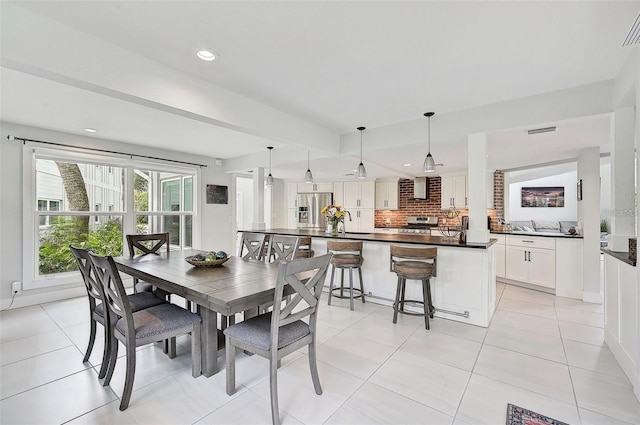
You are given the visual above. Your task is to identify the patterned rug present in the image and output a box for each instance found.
[506,404,570,425]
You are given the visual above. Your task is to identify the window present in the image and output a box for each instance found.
[25,148,199,288]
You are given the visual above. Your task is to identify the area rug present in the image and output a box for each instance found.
[506,403,570,425]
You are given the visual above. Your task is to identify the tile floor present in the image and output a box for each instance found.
[1,282,639,424]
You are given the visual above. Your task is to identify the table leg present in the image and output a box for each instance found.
[197,305,219,377]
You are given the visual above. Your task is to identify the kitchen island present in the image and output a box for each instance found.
[243,229,497,327]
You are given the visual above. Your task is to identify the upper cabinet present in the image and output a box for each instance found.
[344,181,375,209]
[375,179,399,210]
[441,173,468,209]
[297,182,333,193]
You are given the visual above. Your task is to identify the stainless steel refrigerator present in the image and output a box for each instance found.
[296,192,333,229]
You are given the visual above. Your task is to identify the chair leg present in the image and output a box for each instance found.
[269,354,281,425]
[393,276,402,324]
[97,325,110,379]
[168,337,177,359]
[103,333,119,386]
[225,335,236,395]
[400,279,406,312]
[191,323,202,378]
[427,278,435,318]
[422,279,430,330]
[358,267,365,303]
[119,342,137,411]
[339,268,345,298]
[84,318,97,363]
[348,267,355,311]
[327,265,335,305]
[132,278,139,293]
[308,340,323,395]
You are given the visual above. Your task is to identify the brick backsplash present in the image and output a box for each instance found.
[374,173,505,228]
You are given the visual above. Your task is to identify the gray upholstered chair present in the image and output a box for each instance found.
[69,245,166,378]
[224,254,332,425]
[326,240,365,311]
[88,252,202,411]
[266,235,301,264]
[238,232,267,260]
[126,233,170,293]
[389,245,437,329]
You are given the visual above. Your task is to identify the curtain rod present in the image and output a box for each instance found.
[6,135,209,168]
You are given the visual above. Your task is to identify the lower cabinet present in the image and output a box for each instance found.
[494,241,506,279]
[345,209,374,233]
[505,235,556,289]
[287,208,298,229]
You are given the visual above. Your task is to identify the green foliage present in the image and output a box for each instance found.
[39,217,123,275]
[600,218,609,233]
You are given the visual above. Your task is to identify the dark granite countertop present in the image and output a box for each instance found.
[601,249,636,267]
[240,228,496,249]
[490,230,583,239]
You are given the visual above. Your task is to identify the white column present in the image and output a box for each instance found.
[467,132,489,244]
[251,167,265,230]
[608,107,636,251]
[577,147,601,302]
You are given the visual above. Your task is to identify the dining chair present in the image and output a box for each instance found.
[224,254,332,425]
[70,245,167,378]
[88,252,202,411]
[126,233,170,293]
[266,235,301,264]
[237,232,267,260]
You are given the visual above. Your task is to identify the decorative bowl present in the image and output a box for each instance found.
[437,226,462,240]
[185,256,230,267]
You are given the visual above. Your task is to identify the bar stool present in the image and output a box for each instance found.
[389,245,437,329]
[296,236,315,258]
[327,240,365,311]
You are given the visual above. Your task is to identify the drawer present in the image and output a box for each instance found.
[506,235,555,250]
[490,233,506,245]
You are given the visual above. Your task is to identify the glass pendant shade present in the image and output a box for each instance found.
[357,126,367,179]
[304,150,313,183]
[423,112,436,173]
[266,146,275,186]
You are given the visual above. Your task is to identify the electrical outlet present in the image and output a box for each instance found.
[11,281,21,293]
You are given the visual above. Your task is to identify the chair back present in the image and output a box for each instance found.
[296,236,314,258]
[88,252,135,335]
[267,235,301,264]
[270,254,332,339]
[326,240,363,255]
[126,233,169,257]
[389,245,437,276]
[238,232,267,260]
[70,244,103,306]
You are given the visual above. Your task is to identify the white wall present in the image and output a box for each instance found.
[600,159,611,222]
[0,121,233,308]
[509,171,578,221]
[235,176,253,231]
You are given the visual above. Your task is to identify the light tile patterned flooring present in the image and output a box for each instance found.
[1,282,639,424]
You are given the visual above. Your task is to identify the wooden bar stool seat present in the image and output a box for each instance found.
[390,245,437,329]
[327,240,365,311]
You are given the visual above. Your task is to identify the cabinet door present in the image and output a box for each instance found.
[506,246,529,282]
[314,182,334,192]
[333,182,344,206]
[441,177,455,208]
[297,183,314,193]
[453,175,467,208]
[357,209,375,232]
[343,182,360,209]
[495,243,506,278]
[287,183,298,208]
[360,182,375,209]
[287,208,298,229]
[386,181,399,209]
[375,182,388,210]
[528,248,556,288]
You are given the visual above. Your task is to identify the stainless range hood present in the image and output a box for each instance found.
[413,177,429,200]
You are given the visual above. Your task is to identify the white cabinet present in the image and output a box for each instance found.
[491,233,506,278]
[287,208,298,229]
[345,209,375,233]
[333,182,344,206]
[286,183,298,208]
[298,182,333,193]
[505,236,556,289]
[344,181,375,209]
[375,180,399,210]
[441,174,467,209]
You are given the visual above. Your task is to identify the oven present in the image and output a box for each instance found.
[398,216,439,234]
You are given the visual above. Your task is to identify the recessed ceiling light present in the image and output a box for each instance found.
[352,169,358,173]
[196,50,216,61]
[403,163,411,167]
[84,128,97,133]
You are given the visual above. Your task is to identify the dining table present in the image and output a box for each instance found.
[113,249,283,377]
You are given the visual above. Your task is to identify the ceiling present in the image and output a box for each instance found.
[1,1,637,180]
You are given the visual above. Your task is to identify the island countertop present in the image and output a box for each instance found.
[240,228,496,249]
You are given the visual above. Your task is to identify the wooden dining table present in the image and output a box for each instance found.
[113,249,282,377]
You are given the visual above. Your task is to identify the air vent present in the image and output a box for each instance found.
[527,126,557,135]
[622,13,640,47]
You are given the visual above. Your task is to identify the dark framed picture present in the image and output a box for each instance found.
[206,184,228,204]
[521,186,565,208]
[577,179,582,201]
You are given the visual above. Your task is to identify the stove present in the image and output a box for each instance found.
[398,216,439,234]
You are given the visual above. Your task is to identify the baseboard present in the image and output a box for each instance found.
[0,286,86,310]
[582,291,603,304]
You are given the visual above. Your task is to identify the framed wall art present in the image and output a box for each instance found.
[206,184,228,204]
[521,186,564,208]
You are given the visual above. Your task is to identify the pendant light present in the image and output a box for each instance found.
[265,146,274,186]
[423,112,436,173]
[304,150,314,183]
[356,126,367,179]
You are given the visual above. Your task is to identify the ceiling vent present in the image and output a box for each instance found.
[622,13,640,47]
[527,126,557,135]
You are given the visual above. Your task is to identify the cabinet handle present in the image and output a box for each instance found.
[524,251,527,261]
[521,240,534,243]
[465,197,468,206]
[528,251,531,262]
